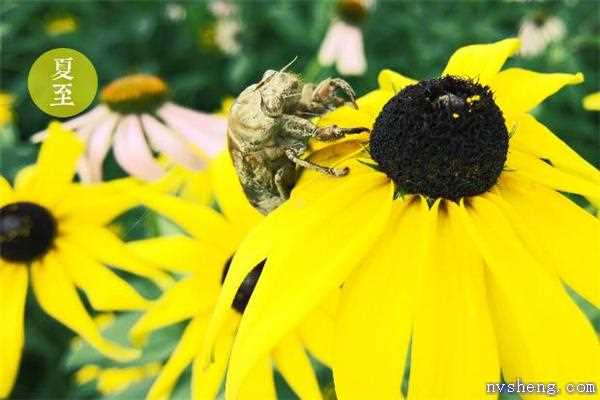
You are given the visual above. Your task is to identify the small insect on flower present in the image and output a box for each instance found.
[228,59,369,214]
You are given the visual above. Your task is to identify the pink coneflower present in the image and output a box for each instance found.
[33,74,227,182]
[518,13,566,58]
[318,0,371,76]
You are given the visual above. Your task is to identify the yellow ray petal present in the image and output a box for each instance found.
[192,311,239,400]
[125,236,229,274]
[298,304,335,366]
[272,334,322,400]
[492,68,583,116]
[96,363,161,396]
[31,254,139,361]
[442,38,520,85]
[28,122,83,204]
[225,180,394,399]
[238,358,277,400]
[506,150,600,199]
[209,151,263,233]
[333,199,427,400]
[378,69,417,92]
[508,113,600,185]
[492,174,600,307]
[0,263,28,398]
[307,139,369,168]
[57,240,149,311]
[198,171,385,370]
[57,181,140,225]
[583,92,600,111]
[0,175,13,201]
[130,276,216,346]
[134,189,236,254]
[63,226,173,289]
[147,316,208,400]
[459,196,600,387]
[318,89,392,129]
[408,200,500,399]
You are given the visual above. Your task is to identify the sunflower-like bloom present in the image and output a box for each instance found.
[33,74,227,182]
[0,123,172,397]
[201,39,600,399]
[125,153,334,399]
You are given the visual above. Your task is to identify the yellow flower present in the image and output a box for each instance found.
[202,39,600,399]
[0,92,14,127]
[45,16,78,36]
[76,362,162,395]
[583,91,600,111]
[126,152,335,399]
[0,123,171,398]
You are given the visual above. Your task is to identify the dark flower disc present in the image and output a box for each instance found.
[370,75,509,200]
[0,202,57,263]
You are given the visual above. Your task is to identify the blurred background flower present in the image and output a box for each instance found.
[318,0,371,76]
[33,74,227,182]
[519,11,566,57]
[0,92,14,127]
[1,0,598,398]
[44,14,78,36]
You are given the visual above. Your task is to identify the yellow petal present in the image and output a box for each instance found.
[225,179,394,399]
[408,200,500,399]
[57,179,140,225]
[29,122,84,204]
[508,113,600,185]
[125,235,229,274]
[318,89,392,129]
[179,169,213,206]
[377,69,417,92]
[198,170,385,369]
[0,263,28,398]
[333,199,427,400]
[135,189,236,254]
[492,68,583,116]
[31,254,139,362]
[147,316,208,400]
[192,311,239,400]
[506,149,600,199]
[238,358,276,400]
[208,151,263,233]
[492,174,600,307]
[130,276,216,346]
[63,226,173,289]
[458,196,600,387]
[0,175,13,202]
[442,38,520,85]
[96,363,161,396]
[583,91,600,111]
[298,303,336,366]
[57,240,149,311]
[307,139,369,169]
[272,335,322,400]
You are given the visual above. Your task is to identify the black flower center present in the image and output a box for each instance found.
[0,202,57,263]
[370,75,509,200]
[221,255,265,314]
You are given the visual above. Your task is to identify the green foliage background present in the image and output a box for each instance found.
[0,0,598,399]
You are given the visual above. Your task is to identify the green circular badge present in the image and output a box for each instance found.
[28,48,97,118]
